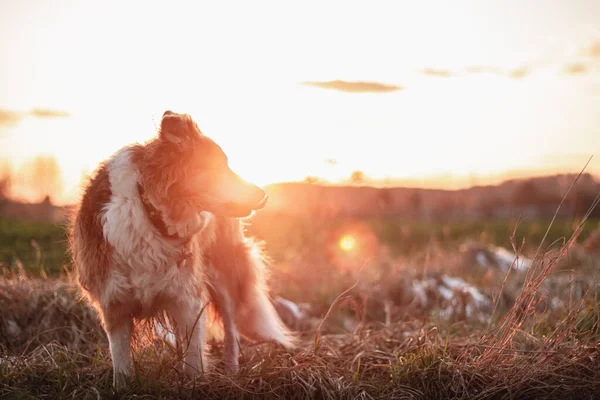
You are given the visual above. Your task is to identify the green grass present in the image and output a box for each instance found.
[1,216,598,278]
[0,218,70,276]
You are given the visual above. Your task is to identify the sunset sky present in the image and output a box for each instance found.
[1,0,599,204]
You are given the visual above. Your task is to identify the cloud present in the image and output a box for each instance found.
[421,68,452,78]
[583,40,600,58]
[463,65,530,79]
[0,108,71,126]
[464,66,501,75]
[508,66,530,79]
[0,110,22,127]
[29,108,71,118]
[563,63,588,74]
[419,65,530,80]
[300,80,402,93]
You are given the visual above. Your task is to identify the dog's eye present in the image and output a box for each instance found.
[194,156,226,173]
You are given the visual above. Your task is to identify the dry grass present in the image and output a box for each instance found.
[1,315,599,399]
[2,245,600,399]
[1,177,600,398]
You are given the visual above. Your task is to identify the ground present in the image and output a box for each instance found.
[1,215,600,399]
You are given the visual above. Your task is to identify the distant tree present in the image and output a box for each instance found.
[572,188,600,219]
[408,190,422,217]
[350,170,365,184]
[324,158,337,167]
[0,177,8,199]
[477,196,497,219]
[0,174,9,213]
[432,197,455,221]
[303,176,320,184]
[19,155,64,202]
[511,180,541,207]
[376,188,393,214]
[0,161,10,199]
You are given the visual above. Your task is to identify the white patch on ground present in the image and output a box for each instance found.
[492,246,532,272]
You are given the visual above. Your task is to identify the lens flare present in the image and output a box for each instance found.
[328,222,379,272]
[339,234,356,252]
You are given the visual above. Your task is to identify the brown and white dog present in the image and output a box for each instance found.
[69,110,295,389]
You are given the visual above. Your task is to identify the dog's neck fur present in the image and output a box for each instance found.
[129,142,207,241]
[137,182,182,240]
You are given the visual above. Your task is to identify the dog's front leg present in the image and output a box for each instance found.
[221,297,240,373]
[171,300,207,378]
[213,281,240,373]
[104,312,133,390]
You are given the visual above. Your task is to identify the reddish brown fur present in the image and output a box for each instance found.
[129,114,240,230]
[205,218,258,305]
[70,163,113,299]
[203,216,280,342]
[130,141,202,232]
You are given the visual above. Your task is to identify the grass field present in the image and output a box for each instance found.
[1,214,600,399]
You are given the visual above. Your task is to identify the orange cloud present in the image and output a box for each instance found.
[300,80,402,93]
[508,66,530,79]
[420,65,530,80]
[463,65,530,79]
[29,108,71,118]
[0,108,70,127]
[583,40,600,58]
[0,110,22,127]
[421,68,452,78]
[464,66,503,75]
[563,63,588,74]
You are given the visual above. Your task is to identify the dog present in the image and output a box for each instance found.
[69,110,295,389]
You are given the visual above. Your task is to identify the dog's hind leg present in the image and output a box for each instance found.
[103,304,133,390]
[170,300,207,378]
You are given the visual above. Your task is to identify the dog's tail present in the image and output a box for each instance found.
[236,281,297,350]
[234,240,296,350]
[205,218,297,349]
[205,288,296,350]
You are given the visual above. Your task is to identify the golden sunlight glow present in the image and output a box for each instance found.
[339,235,357,252]
[0,1,599,204]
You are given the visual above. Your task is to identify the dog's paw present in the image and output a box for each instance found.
[182,356,209,380]
[223,356,239,374]
[113,370,130,392]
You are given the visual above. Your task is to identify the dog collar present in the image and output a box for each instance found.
[137,182,181,240]
[137,183,194,267]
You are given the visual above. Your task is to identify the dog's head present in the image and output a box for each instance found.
[150,110,267,219]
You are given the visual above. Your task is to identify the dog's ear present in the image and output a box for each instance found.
[159,111,189,144]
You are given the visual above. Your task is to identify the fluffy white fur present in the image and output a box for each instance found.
[103,147,211,385]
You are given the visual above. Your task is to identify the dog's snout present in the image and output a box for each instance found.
[255,192,268,210]
[222,171,269,215]
[251,186,268,210]
[254,186,266,202]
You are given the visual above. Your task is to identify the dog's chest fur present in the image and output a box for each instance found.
[99,147,212,316]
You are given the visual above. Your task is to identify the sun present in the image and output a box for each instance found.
[338,234,357,252]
